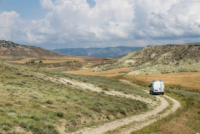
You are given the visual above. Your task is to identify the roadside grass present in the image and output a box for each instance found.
[157,96,173,115]
[0,62,152,133]
[61,73,154,100]
[112,75,200,134]
[131,90,200,134]
[104,95,174,134]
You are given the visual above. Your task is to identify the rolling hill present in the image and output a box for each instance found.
[51,46,144,58]
[0,40,63,58]
[92,44,200,74]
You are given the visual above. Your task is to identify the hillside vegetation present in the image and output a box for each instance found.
[0,40,62,58]
[0,62,153,133]
[93,44,200,74]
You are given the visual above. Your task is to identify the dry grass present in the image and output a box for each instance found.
[64,67,133,77]
[131,91,200,134]
[155,110,195,134]
[7,56,85,64]
[116,72,200,92]
[8,58,38,63]
[0,56,12,60]
[6,56,110,64]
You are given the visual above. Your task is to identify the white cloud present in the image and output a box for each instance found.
[40,0,54,9]
[0,11,21,39]
[1,0,200,48]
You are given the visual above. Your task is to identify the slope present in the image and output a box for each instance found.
[0,61,154,133]
[0,40,62,58]
[92,44,200,74]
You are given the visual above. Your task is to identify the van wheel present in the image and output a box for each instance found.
[162,93,164,95]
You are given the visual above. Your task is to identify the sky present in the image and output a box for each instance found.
[0,0,200,49]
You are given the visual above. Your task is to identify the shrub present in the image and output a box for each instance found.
[2,125,10,131]
[106,115,110,120]
[102,88,109,91]
[56,111,64,118]
[39,60,43,63]
[30,60,35,63]
[90,107,101,113]
[5,103,12,106]
[0,108,5,112]
[198,111,200,115]
[119,108,127,115]
[16,72,22,75]
[42,123,59,134]
[8,109,16,113]
[45,100,54,104]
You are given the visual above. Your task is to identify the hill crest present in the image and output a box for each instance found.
[92,44,200,74]
[0,40,63,58]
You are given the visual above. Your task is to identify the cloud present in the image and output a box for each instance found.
[40,0,54,9]
[0,11,21,39]
[1,0,200,48]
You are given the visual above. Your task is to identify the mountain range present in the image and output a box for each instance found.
[51,46,144,58]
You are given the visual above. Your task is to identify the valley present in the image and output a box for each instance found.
[0,41,199,134]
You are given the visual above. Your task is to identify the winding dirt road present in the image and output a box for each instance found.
[57,78,180,134]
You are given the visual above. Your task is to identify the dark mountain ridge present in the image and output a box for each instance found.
[51,46,144,58]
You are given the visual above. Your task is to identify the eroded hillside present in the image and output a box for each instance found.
[0,40,62,58]
[92,44,200,74]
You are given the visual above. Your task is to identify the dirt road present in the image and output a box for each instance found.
[57,78,180,134]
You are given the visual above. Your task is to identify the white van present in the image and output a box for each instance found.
[149,79,164,95]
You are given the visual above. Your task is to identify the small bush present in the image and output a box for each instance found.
[119,108,127,115]
[0,108,5,112]
[42,123,59,134]
[46,100,54,104]
[5,103,12,106]
[2,125,10,131]
[8,109,16,113]
[16,72,22,75]
[198,111,200,115]
[102,88,109,91]
[30,115,40,121]
[90,107,101,113]
[56,111,64,118]
[106,115,110,120]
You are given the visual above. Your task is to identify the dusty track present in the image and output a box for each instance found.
[57,78,180,134]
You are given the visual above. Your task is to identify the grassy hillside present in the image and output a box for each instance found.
[93,44,200,74]
[0,40,62,58]
[0,62,153,133]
